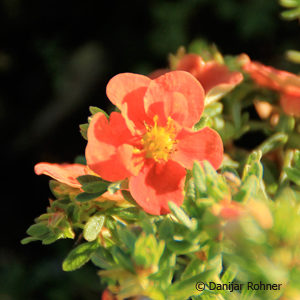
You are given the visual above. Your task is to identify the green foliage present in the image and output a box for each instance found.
[280,0,300,21]
[62,242,99,271]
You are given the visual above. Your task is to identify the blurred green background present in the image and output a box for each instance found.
[1,0,299,299]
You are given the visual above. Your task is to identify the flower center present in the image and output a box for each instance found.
[141,115,176,162]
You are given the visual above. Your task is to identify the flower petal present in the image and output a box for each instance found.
[86,112,142,182]
[129,160,186,215]
[172,127,223,170]
[101,289,116,300]
[144,71,205,128]
[177,53,205,77]
[106,73,151,108]
[280,94,300,117]
[34,163,88,188]
[197,62,243,95]
[243,60,300,97]
[106,73,151,132]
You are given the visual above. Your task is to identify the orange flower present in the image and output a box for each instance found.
[34,162,123,201]
[242,55,300,117]
[86,71,223,215]
[150,54,243,103]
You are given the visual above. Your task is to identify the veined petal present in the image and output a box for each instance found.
[34,163,88,188]
[106,73,151,108]
[86,112,142,182]
[144,71,205,128]
[129,160,186,215]
[172,127,223,170]
[106,73,151,131]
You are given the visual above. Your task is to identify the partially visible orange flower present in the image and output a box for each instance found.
[212,199,244,220]
[86,71,223,215]
[35,163,89,188]
[242,54,300,117]
[150,54,243,103]
[34,162,123,201]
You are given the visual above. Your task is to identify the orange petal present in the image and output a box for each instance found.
[101,289,116,300]
[129,160,186,215]
[177,54,205,77]
[172,127,223,170]
[106,73,151,132]
[106,73,150,109]
[197,62,243,95]
[86,112,142,182]
[243,60,300,97]
[280,94,300,117]
[144,71,205,128]
[34,163,88,188]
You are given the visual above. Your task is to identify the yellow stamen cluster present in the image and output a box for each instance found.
[141,115,176,162]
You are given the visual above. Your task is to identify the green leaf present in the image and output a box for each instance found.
[89,106,109,118]
[284,167,300,186]
[193,161,206,195]
[118,227,137,252]
[75,191,105,202]
[134,234,165,268]
[242,151,263,181]
[83,214,105,242]
[77,174,104,184]
[42,232,61,245]
[280,0,298,8]
[81,180,109,194]
[112,246,135,273]
[49,180,78,198]
[255,132,288,155]
[139,211,155,234]
[27,223,49,237]
[194,115,210,131]
[186,178,196,202]
[21,237,40,245]
[107,207,140,221]
[79,123,89,140]
[203,161,217,179]
[62,242,99,271]
[281,7,300,20]
[204,102,223,117]
[168,202,195,230]
[166,270,214,298]
[221,265,238,283]
[167,240,200,255]
[91,247,114,269]
[121,190,137,206]
[286,50,300,64]
[158,218,174,240]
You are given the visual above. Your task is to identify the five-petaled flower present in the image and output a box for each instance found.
[150,54,243,104]
[86,71,223,215]
[242,54,300,117]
